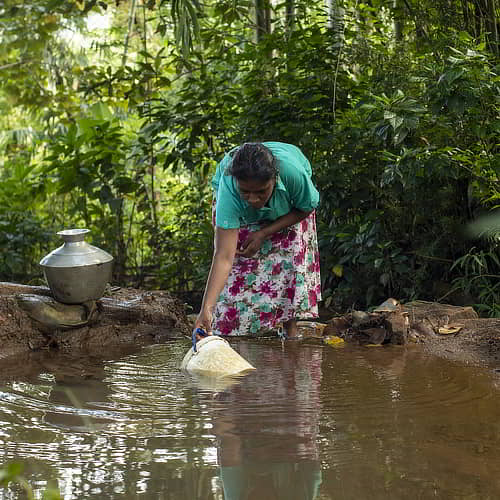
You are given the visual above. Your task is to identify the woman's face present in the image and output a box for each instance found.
[238,177,276,209]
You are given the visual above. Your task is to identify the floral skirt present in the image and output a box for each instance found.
[212,203,322,336]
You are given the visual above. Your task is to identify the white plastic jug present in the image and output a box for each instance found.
[180,335,256,377]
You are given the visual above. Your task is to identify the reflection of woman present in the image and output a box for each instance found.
[212,343,323,500]
[195,142,321,338]
[219,461,322,500]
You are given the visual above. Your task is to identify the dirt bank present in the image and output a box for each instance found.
[320,300,500,369]
[0,283,190,359]
[418,317,500,369]
[403,301,500,369]
[1,283,499,370]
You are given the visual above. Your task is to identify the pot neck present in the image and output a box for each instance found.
[57,229,90,243]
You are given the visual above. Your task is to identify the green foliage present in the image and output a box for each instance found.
[167,0,201,56]
[0,0,499,316]
[450,248,500,317]
[0,462,62,500]
[0,0,100,111]
[315,34,500,314]
[466,211,500,241]
[42,102,142,279]
[360,90,426,147]
[0,126,55,281]
[151,177,214,292]
[0,211,54,283]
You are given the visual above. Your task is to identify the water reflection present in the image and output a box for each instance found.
[207,342,323,500]
[318,345,500,499]
[0,340,324,499]
[0,344,223,499]
[1,340,500,499]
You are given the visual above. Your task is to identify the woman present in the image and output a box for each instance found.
[194,142,321,339]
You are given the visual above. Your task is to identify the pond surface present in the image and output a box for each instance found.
[1,338,500,499]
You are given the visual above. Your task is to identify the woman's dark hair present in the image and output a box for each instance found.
[227,143,278,182]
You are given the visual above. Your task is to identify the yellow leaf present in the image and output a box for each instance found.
[73,0,85,10]
[324,336,345,347]
[42,14,58,25]
[332,265,343,277]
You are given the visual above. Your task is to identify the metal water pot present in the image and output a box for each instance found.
[40,229,113,304]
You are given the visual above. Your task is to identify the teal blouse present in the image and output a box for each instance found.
[211,142,319,229]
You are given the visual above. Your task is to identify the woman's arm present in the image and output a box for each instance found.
[195,226,239,333]
[238,208,312,258]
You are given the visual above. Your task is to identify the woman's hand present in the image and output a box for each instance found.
[194,307,213,339]
[237,230,265,257]
[196,226,239,337]
[236,210,312,258]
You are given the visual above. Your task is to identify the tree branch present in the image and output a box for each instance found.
[0,60,31,71]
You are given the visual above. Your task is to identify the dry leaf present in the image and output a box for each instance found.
[437,324,464,335]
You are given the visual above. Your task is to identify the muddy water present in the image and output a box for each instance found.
[0,339,500,499]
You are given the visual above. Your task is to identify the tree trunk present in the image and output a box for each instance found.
[325,0,345,38]
[485,0,499,55]
[285,0,295,34]
[254,0,274,95]
[255,0,271,43]
[122,0,138,67]
[462,0,474,36]
[474,0,483,38]
[393,0,404,41]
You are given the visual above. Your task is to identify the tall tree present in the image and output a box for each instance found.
[484,0,499,55]
[255,0,272,42]
[285,0,296,33]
